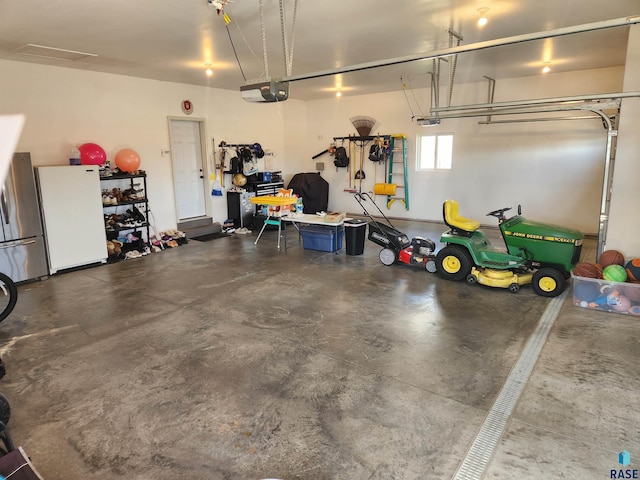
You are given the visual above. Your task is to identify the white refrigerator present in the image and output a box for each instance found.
[36,166,107,274]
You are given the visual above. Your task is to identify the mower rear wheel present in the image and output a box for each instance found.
[436,245,473,281]
[379,248,396,266]
[532,268,566,297]
[426,259,437,273]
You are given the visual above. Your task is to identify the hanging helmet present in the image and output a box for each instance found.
[252,143,265,158]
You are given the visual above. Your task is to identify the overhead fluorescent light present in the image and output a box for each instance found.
[13,44,98,62]
[240,81,289,103]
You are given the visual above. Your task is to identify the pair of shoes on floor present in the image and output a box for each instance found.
[235,227,252,235]
[164,229,186,239]
[125,250,142,259]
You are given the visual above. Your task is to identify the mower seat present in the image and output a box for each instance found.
[443,200,480,237]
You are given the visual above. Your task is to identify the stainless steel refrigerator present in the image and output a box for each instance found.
[0,152,48,283]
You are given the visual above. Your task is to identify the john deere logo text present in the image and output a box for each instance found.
[503,231,575,243]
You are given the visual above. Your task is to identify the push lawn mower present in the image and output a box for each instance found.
[436,199,584,297]
[354,192,437,271]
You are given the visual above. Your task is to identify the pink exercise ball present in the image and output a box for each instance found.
[114,148,141,173]
[79,143,107,165]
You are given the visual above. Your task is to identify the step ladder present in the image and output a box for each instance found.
[387,134,409,210]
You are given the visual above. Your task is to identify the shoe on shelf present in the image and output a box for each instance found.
[125,250,142,259]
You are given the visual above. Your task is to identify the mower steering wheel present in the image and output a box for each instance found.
[487,207,512,221]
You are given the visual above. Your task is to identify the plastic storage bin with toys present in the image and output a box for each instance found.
[571,249,640,316]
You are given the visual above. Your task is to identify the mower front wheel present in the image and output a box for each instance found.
[379,248,396,266]
[436,245,473,281]
[532,268,566,297]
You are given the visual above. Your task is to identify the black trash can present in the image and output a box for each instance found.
[344,219,367,255]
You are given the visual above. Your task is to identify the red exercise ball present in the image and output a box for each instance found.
[79,143,107,165]
[114,148,141,173]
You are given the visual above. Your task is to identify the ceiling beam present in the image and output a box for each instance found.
[281,16,640,83]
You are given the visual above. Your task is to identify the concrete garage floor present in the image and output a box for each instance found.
[0,218,637,479]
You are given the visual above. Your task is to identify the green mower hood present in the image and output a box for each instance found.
[501,216,584,272]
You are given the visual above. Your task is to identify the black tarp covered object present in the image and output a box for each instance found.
[287,173,329,214]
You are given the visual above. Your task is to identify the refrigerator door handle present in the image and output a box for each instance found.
[1,187,9,225]
[0,239,36,249]
[0,240,36,248]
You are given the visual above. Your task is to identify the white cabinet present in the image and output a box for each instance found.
[36,166,108,274]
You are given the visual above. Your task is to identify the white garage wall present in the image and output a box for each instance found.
[0,59,299,231]
[300,67,624,235]
[0,58,626,238]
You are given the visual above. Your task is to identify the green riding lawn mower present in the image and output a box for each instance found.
[435,200,584,297]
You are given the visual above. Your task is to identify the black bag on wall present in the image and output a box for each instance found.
[333,146,349,168]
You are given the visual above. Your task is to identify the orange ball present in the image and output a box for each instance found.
[114,148,141,173]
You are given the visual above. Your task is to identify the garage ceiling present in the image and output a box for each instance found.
[0,0,638,101]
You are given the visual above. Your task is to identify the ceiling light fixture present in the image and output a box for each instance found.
[542,63,551,74]
[205,64,213,76]
[477,8,489,27]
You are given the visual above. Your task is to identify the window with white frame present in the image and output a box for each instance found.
[416,134,453,170]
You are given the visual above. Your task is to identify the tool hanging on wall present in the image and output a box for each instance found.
[354,142,366,187]
[349,139,356,190]
[210,138,224,196]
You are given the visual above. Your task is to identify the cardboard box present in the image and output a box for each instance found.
[571,272,640,316]
[324,212,345,223]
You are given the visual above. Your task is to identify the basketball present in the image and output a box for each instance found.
[625,258,640,282]
[603,264,627,282]
[594,263,604,279]
[572,262,600,278]
[599,249,625,268]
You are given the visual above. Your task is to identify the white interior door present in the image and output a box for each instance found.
[169,119,206,220]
